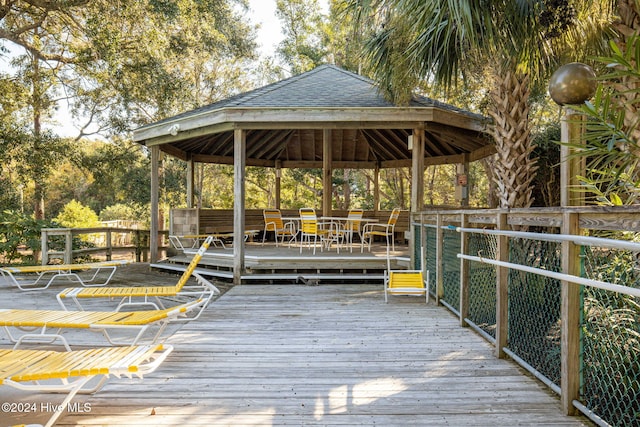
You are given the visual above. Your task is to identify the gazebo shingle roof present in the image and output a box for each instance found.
[134,64,493,169]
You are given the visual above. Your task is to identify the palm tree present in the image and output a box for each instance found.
[347,0,614,208]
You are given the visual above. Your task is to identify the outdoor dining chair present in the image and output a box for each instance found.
[299,208,335,254]
[361,208,401,252]
[342,208,364,252]
[262,208,297,247]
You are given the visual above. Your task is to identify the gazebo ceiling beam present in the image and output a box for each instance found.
[469,144,497,162]
[247,129,293,159]
[362,129,408,160]
[160,144,188,161]
[218,132,235,157]
[429,130,482,153]
[423,132,447,157]
[191,152,483,169]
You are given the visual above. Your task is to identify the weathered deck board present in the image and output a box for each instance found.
[1,275,591,426]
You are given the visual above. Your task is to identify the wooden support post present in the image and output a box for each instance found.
[459,213,469,326]
[560,109,586,207]
[41,229,49,265]
[456,156,470,207]
[495,211,509,358]
[64,230,73,264]
[233,129,246,286]
[373,164,380,212]
[561,211,581,415]
[150,145,160,263]
[275,160,282,210]
[186,155,194,208]
[322,129,332,217]
[106,229,112,261]
[411,128,425,213]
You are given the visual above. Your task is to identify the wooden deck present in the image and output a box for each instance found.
[1,266,591,426]
[160,241,411,282]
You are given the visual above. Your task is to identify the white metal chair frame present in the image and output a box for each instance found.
[361,208,401,252]
[299,208,336,254]
[342,209,364,252]
[384,245,429,303]
[262,209,297,247]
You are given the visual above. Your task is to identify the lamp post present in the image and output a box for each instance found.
[548,62,597,207]
[548,62,596,416]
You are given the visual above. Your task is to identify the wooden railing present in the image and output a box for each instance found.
[40,227,169,264]
[170,208,410,238]
[411,206,640,426]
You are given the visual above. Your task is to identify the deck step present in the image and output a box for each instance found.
[150,262,385,283]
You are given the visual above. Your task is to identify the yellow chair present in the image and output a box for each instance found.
[57,235,219,316]
[384,246,429,303]
[342,209,364,252]
[361,208,401,252]
[0,299,205,349]
[0,344,172,427]
[385,270,430,303]
[262,209,297,247]
[299,208,332,254]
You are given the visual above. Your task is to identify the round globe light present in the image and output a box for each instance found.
[548,62,597,106]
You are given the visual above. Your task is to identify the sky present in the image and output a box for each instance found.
[247,0,285,58]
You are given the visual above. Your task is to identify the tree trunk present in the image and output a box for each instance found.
[32,54,46,221]
[488,69,538,209]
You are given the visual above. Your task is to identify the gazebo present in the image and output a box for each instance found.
[133,64,494,284]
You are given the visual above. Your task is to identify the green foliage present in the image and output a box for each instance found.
[0,210,50,263]
[582,246,640,427]
[54,200,100,228]
[73,0,258,133]
[99,203,144,222]
[570,36,640,205]
[531,124,561,207]
[275,0,329,74]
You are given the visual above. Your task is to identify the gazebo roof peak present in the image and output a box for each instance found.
[133,64,493,169]
[138,64,482,131]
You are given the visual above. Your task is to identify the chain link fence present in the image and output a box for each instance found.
[581,244,640,426]
[467,232,498,339]
[507,237,563,386]
[416,212,639,427]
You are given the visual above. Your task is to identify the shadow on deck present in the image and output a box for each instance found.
[0,265,592,426]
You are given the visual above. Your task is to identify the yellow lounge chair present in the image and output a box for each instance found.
[57,236,219,314]
[0,299,204,349]
[0,260,130,291]
[0,344,172,427]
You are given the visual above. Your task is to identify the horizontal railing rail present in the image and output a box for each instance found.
[412,207,640,427]
[41,227,169,264]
